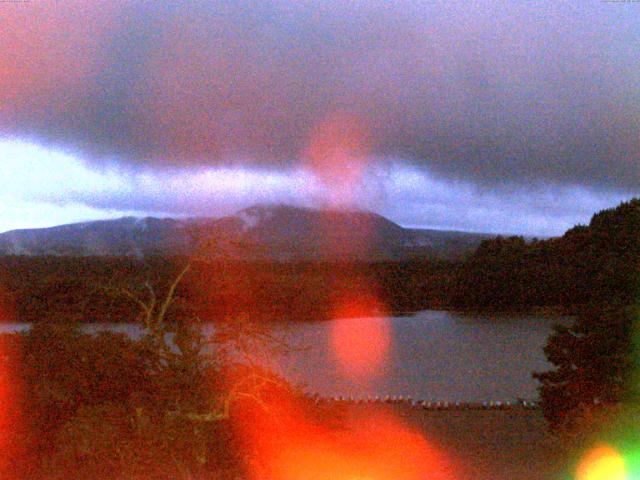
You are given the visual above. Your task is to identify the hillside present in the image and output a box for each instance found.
[0,205,492,261]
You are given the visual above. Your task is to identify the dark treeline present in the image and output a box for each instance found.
[0,257,454,323]
[452,198,640,312]
[530,199,640,439]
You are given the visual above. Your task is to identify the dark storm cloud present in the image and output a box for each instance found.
[1,1,638,190]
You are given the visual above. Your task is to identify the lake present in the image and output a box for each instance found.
[0,310,569,402]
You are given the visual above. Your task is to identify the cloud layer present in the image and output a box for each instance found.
[1,1,638,191]
[0,140,632,236]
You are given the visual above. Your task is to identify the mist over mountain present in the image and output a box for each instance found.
[0,205,493,260]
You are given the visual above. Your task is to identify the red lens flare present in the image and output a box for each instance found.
[236,394,459,480]
[0,283,22,477]
[303,112,371,207]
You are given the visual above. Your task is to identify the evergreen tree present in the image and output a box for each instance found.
[534,199,640,436]
[533,304,639,434]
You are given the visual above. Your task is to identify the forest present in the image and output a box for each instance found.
[452,198,640,311]
[0,256,453,324]
[0,199,638,324]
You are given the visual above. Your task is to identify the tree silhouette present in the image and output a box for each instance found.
[533,199,640,436]
[533,304,638,435]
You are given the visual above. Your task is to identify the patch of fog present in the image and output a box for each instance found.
[236,206,273,232]
[134,217,148,231]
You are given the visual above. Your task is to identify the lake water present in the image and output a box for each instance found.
[0,310,569,402]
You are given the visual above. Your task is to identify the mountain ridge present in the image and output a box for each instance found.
[0,205,495,260]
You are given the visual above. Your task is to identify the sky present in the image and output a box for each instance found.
[0,0,638,236]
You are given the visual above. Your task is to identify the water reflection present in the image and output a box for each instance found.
[0,310,568,401]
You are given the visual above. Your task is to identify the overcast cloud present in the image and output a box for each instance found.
[0,1,638,234]
[1,1,639,188]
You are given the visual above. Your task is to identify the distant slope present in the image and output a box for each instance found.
[0,217,218,257]
[404,228,496,259]
[0,205,494,260]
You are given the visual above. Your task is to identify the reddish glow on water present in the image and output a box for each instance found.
[330,295,391,381]
[577,445,626,480]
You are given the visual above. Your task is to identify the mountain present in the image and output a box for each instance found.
[0,217,216,257]
[0,205,493,260]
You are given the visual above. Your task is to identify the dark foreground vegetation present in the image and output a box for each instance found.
[0,256,453,323]
[0,305,334,479]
